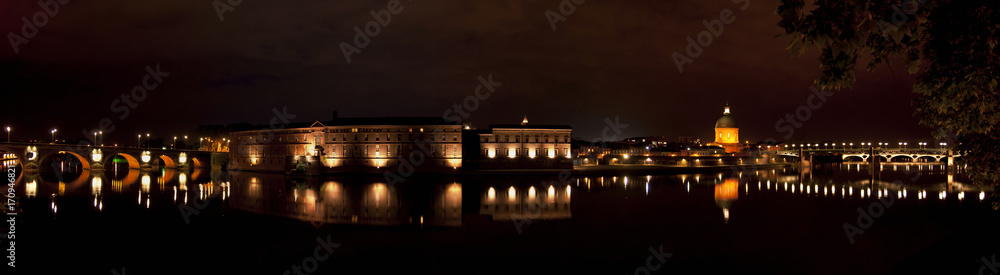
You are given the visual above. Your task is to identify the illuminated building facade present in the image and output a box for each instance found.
[707,104,742,153]
[467,119,573,169]
[229,117,463,173]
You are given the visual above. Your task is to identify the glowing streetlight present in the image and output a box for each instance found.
[50,129,57,144]
[5,126,9,142]
[138,134,141,148]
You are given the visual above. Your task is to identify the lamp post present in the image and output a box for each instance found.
[173,136,177,149]
[146,133,150,149]
[93,131,102,146]
[5,126,9,142]
[51,129,57,144]
[137,134,141,148]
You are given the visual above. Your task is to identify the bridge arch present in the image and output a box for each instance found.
[157,155,178,169]
[106,153,141,170]
[41,151,91,171]
[915,156,939,162]
[191,157,209,168]
[0,147,24,171]
[843,156,865,162]
[889,155,912,162]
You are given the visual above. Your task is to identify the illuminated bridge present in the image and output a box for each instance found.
[0,142,214,171]
[773,148,959,163]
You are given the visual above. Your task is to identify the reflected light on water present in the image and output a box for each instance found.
[141,175,151,193]
[26,180,36,198]
[92,177,102,195]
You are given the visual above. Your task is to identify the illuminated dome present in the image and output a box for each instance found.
[715,104,737,128]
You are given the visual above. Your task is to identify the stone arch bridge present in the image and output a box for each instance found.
[0,142,213,171]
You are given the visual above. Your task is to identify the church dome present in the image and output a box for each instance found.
[715,104,737,128]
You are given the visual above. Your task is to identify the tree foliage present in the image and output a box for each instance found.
[777,0,1000,190]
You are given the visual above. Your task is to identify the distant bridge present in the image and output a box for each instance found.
[0,142,213,171]
[773,148,959,163]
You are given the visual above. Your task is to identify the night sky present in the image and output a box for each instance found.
[1,0,930,145]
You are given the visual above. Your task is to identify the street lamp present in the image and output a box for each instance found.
[146,133,150,148]
[137,134,142,148]
[50,129,57,144]
[173,136,177,149]
[93,131,102,146]
[5,126,9,142]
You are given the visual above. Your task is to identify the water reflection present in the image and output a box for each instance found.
[480,182,572,221]
[8,163,996,229]
[715,178,738,223]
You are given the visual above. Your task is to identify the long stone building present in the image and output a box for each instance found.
[228,116,572,173]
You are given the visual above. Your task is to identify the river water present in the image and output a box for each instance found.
[9,163,999,274]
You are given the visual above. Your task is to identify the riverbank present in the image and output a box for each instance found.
[246,163,797,178]
[421,163,793,177]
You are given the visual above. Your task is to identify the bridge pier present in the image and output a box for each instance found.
[945,149,956,173]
